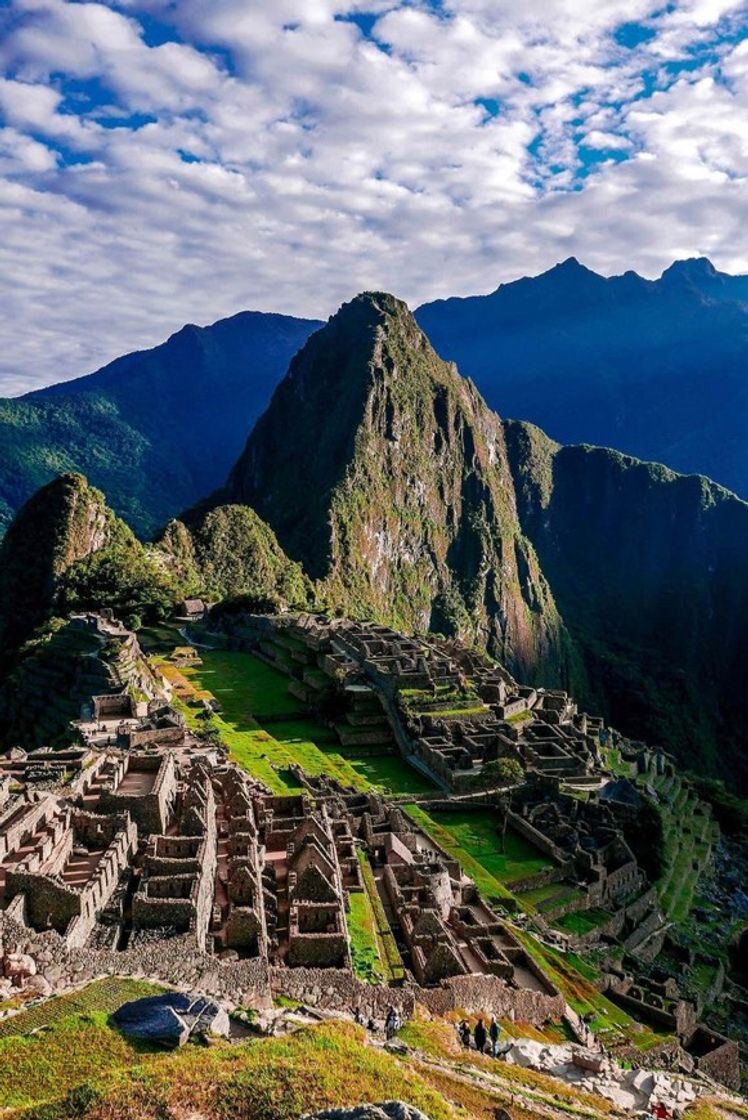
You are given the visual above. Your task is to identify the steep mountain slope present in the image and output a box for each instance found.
[226,292,575,684]
[416,257,748,499]
[0,310,320,537]
[505,421,748,783]
[0,472,176,654]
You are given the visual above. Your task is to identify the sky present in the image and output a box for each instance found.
[1,0,748,394]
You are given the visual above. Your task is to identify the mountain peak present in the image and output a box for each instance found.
[661,256,718,283]
[222,291,567,675]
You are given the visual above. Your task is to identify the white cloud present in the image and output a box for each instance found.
[0,0,747,393]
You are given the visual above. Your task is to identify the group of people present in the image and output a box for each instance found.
[458,1015,503,1057]
[352,1005,402,1040]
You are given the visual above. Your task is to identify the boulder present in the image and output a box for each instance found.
[303,1104,433,1120]
[112,992,230,1048]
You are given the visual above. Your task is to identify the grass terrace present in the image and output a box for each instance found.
[159,648,435,796]
[358,849,406,983]
[402,805,555,907]
[553,908,614,936]
[647,772,719,927]
[397,684,489,721]
[508,926,673,1053]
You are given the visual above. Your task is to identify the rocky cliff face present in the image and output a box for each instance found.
[226,293,573,683]
[505,421,748,782]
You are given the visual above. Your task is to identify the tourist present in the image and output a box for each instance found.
[459,1019,472,1048]
[385,1007,398,1040]
[489,1015,501,1057]
[474,1017,487,1054]
[651,1103,669,1120]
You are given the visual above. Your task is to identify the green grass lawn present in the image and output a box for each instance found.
[403,805,515,904]
[411,807,554,885]
[185,650,308,722]
[347,889,386,984]
[0,978,164,1109]
[174,651,435,797]
[553,908,613,935]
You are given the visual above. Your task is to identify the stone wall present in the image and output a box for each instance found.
[412,972,565,1023]
[0,911,273,1010]
[506,810,568,864]
[269,965,416,1019]
[687,1030,741,1090]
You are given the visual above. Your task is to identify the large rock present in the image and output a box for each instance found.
[112,992,230,1048]
[303,1103,433,1120]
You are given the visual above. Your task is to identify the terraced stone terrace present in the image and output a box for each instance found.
[648,771,720,926]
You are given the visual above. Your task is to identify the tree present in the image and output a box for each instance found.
[479,757,524,789]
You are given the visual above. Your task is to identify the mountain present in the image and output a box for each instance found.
[160,505,311,607]
[5,255,748,544]
[220,292,748,784]
[225,292,574,684]
[0,310,320,538]
[415,257,748,499]
[0,472,178,653]
[6,291,748,783]
[0,471,312,660]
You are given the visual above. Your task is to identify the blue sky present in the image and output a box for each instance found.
[0,0,747,393]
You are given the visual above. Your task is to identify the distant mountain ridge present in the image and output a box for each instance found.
[415,256,748,498]
[0,309,320,538]
[4,256,748,539]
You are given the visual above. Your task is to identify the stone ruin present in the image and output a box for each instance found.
[0,608,741,1092]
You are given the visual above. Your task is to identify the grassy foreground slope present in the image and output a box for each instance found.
[6,1014,455,1120]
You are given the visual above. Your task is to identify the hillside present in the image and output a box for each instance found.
[416,257,748,501]
[0,473,177,656]
[0,310,319,538]
[226,292,573,684]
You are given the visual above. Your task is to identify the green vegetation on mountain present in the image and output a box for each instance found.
[0,473,121,652]
[160,504,311,607]
[0,473,178,656]
[0,311,319,538]
[226,292,574,685]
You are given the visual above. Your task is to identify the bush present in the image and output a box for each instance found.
[479,757,524,788]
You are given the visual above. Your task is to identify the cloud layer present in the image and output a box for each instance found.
[0,0,747,393]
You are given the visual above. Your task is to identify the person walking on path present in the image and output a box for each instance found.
[459,1019,472,1048]
[489,1015,501,1057]
[474,1017,487,1054]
